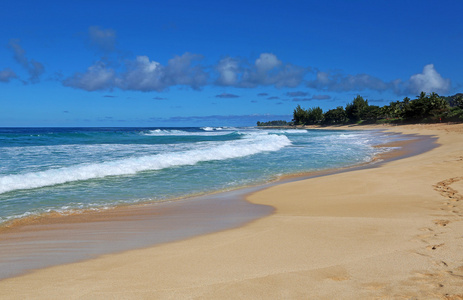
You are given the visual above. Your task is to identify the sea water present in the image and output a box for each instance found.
[0,127,400,225]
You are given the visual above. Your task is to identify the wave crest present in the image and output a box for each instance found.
[0,133,291,194]
[143,129,232,136]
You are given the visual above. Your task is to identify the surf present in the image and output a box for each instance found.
[0,132,291,194]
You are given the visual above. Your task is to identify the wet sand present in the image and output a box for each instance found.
[1,124,462,298]
[0,185,275,280]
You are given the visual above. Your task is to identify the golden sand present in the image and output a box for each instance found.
[1,123,462,299]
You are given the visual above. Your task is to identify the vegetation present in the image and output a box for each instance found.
[258,92,463,127]
[291,105,323,125]
[256,120,290,126]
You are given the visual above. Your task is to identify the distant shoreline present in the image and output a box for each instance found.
[257,122,463,130]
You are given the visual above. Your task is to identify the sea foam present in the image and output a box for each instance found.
[0,133,291,194]
[143,129,232,136]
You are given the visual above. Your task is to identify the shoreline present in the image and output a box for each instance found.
[0,127,426,233]
[1,123,462,298]
[0,129,428,280]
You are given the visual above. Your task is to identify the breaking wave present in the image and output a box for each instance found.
[143,129,233,136]
[0,133,291,194]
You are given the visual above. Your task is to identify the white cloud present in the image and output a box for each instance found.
[270,64,307,88]
[217,53,306,88]
[116,53,208,91]
[62,52,305,92]
[64,53,208,92]
[63,62,115,91]
[0,68,17,82]
[163,53,208,89]
[116,56,164,91]
[65,50,452,97]
[306,64,452,96]
[216,57,239,86]
[406,64,451,94]
[255,53,281,72]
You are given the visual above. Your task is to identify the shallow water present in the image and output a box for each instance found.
[0,127,403,225]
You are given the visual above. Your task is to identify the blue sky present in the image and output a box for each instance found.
[1,0,462,127]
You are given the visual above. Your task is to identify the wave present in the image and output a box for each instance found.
[200,126,232,131]
[0,133,291,194]
[201,127,218,131]
[143,129,233,136]
[259,129,309,134]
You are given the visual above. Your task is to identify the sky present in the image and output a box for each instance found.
[1,0,462,127]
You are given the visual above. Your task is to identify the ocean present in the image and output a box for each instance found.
[0,127,401,226]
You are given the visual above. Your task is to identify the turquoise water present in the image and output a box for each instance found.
[0,127,399,224]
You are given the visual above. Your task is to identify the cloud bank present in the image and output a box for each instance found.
[306,64,451,95]
[63,52,306,92]
[5,27,449,96]
[63,52,450,96]
[56,26,454,95]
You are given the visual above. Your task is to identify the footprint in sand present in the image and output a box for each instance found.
[432,260,449,267]
[434,177,463,203]
[419,227,434,232]
[434,219,450,227]
[426,243,444,251]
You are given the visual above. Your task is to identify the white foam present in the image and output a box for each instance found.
[0,133,291,194]
[200,127,225,131]
[143,129,188,136]
[311,132,373,145]
[143,129,232,136]
[261,129,309,134]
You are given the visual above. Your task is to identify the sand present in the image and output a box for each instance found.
[1,123,463,299]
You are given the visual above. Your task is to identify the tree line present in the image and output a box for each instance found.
[256,120,290,126]
[289,92,463,126]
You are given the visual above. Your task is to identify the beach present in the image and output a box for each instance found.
[1,124,462,299]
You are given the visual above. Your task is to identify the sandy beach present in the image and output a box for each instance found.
[1,123,462,299]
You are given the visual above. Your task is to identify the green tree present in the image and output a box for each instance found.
[257,120,289,126]
[345,95,369,123]
[447,107,463,121]
[403,92,449,122]
[386,99,408,119]
[454,95,463,109]
[362,105,381,123]
[306,106,323,124]
[292,104,309,125]
[322,106,347,125]
[428,92,449,121]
